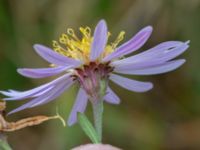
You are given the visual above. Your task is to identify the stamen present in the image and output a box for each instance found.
[59,34,69,44]
[52,41,69,56]
[79,27,91,39]
[111,31,125,49]
[52,25,125,63]
[67,28,80,41]
[107,32,111,38]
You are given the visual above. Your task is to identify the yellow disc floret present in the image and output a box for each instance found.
[52,26,125,63]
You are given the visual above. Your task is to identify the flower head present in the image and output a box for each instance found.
[0,20,189,126]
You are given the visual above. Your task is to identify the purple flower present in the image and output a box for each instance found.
[0,20,189,126]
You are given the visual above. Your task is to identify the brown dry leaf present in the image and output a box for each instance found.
[0,101,65,132]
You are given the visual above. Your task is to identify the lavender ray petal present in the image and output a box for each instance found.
[152,42,189,63]
[112,41,186,66]
[114,59,186,75]
[104,87,120,104]
[8,80,73,115]
[113,42,188,72]
[30,80,74,108]
[17,66,70,78]
[114,59,165,71]
[67,88,88,126]
[110,74,153,92]
[90,20,108,61]
[103,26,153,62]
[1,73,71,100]
[7,85,62,114]
[1,85,54,100]
[34,44,81,66]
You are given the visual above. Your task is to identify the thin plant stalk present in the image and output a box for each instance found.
[92,100,104,142]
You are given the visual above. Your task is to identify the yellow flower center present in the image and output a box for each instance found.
[52,26,125,64]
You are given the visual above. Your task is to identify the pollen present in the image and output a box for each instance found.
[52,26,125,63]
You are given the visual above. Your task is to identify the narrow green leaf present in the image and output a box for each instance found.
[77,113,100,143]
[0,140,12,150]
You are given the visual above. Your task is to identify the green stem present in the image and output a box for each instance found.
[92,79,107,142]
[92,100,103,142]
[78,80,107,143]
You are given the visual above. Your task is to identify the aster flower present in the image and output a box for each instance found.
[0,20,189,127]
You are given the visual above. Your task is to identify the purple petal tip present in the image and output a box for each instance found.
[33,44,42,51]
[144,82,153,92]
[141,26,153,34]
[99,19,106,24]
[17,68,23,74]
[34,44,43,48]
[185,40,190,44]
[33,44,46,54]
[144,25,153,31]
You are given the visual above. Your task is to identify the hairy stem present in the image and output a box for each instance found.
[92,80,107,142]
[92,100,103,142]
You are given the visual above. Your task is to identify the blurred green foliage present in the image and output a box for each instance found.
[0,0,200,149]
